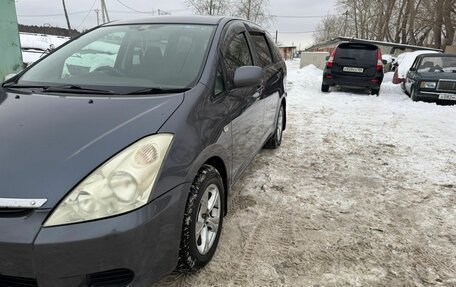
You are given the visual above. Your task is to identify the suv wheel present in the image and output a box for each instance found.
[371,88,380,96]
[321,83,330,93]
[177,165,224,271]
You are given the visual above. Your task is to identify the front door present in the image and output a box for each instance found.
[221,22,264,182]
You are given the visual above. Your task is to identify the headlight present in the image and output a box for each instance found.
[420,81,437,89]
[44,134,173,227]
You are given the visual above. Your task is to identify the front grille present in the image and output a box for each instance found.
[0,275,38,287]
[87,269,134,287]
[437,80,456,92]
[0,208,32,218]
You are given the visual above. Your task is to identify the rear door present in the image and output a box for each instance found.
[333,43,378,77]
[247,29,283,143]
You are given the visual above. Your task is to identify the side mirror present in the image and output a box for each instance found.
[382,59,388,65]
[234,66,263,88]
[409,67,416,72]
[325,56,330,61]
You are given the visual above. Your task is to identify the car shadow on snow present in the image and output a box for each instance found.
[329,86,374,96]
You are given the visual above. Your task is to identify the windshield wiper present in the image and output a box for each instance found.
[2,83,49,89]
[42,84,115,95]
[126,87,190,95]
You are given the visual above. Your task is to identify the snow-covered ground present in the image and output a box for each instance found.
[153,60,455,286]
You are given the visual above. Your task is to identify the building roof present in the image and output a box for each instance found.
[307,37,443,52]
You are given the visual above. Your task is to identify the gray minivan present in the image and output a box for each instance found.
[0,16,286,286]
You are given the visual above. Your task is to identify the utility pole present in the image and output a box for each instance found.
[100,0,110,23]
[0,0,23,81]
[62,0,72,36]
[275,30,278,44]
[343,10,349,36]
[209,0,213,15]
[94,9,100,26]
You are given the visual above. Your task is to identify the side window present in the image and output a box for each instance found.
[411,58,420,71]
[223,32,253,85]
[214,67,225,96]
[250,34,273,68]
[265,33,282,63]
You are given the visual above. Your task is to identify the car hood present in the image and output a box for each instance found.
[0,90,183,208]
[418,72,456,81]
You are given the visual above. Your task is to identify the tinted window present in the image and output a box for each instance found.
[335,44,377,65]
[214,68,224,96]
[265,33,282,62]
[223,33,252,83]
[19,24,216,93]
[250,34,273,68]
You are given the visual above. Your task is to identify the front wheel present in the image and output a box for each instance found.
[264,104,285,149]
[411,87,420,102]
[177,165,224,271]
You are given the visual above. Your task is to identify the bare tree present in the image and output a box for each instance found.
[314,0,456,49]
[236,0,273,26]
[185,0,232,16]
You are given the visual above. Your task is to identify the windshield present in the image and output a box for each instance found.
[417,56,456,73]
[17,24,216,93]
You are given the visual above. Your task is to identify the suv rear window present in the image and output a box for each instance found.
[335,43,378,64]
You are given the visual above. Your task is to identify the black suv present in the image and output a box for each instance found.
[322,42,385,95]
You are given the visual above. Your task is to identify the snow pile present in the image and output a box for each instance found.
[20,33,70,51]
[20,33,70,65]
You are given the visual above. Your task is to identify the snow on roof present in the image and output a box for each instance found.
[20,32,70,51]
[397,50,441,79]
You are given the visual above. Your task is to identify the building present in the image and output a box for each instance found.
[278,46,297,60]
[306,37,442,56]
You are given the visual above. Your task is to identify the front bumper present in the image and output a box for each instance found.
[0,183,190,287]
[416,90,456,103]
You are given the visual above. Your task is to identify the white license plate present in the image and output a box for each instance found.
[343,67,364,73]
[439,93,456,100]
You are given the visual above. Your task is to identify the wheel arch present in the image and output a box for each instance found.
[204,156,229,216]
[281,97,287,132]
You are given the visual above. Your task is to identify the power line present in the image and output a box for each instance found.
[271,15,333,19]
[114,0,150,13]
[76,0,98,30]
[269,30,322,34]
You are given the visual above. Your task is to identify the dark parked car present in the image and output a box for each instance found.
[0,16,286,287]
[322,42,385,95]
[404,53,456,103]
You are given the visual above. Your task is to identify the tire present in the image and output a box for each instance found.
[264,104,285,149]
[411,86,420,102]
[321,83,330,92]
[371,88,380,96]
[177,165,224,271]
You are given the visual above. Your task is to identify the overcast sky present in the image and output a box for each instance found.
[15,0,337,48]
